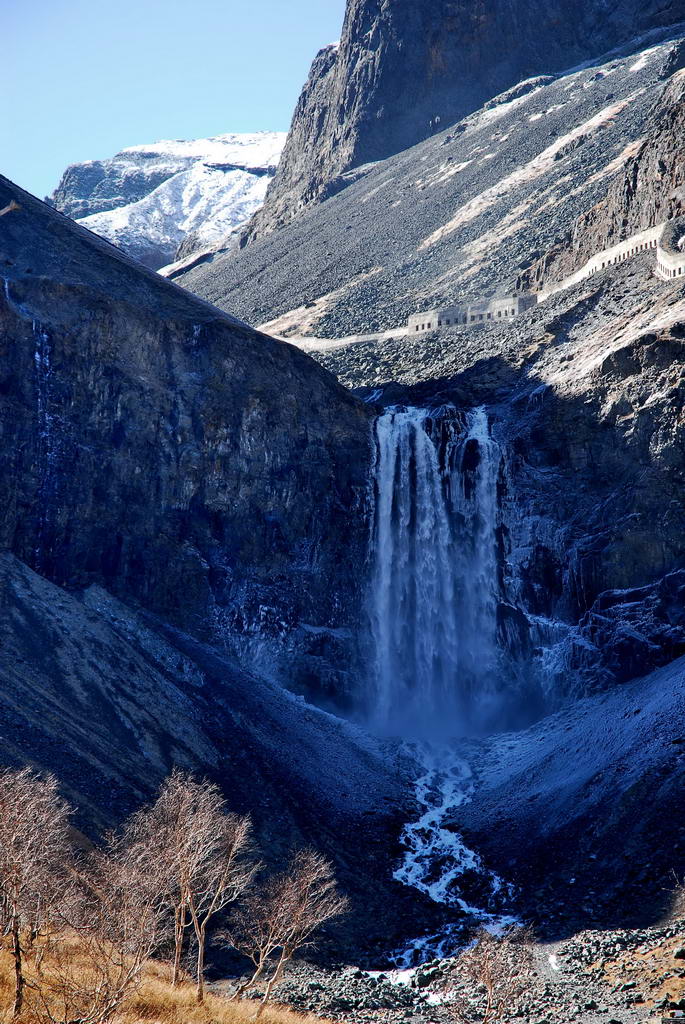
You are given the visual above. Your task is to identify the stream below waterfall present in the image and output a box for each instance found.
[392,743,517,967]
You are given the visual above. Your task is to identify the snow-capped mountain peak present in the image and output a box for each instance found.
[50,131,286,269]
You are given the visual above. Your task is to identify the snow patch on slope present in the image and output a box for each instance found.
[117,132,284,167]
[420,95,641,249]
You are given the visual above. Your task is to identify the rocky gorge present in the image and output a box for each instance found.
[4,0,685,1018]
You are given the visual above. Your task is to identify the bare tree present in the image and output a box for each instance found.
[443,927,535,1024]
[122,771,193,987]
[186,812,255,1004]
[0,768,71,1017]
[226,849,348,1014]
[122,769,256,1002]
[36,838,167,1024]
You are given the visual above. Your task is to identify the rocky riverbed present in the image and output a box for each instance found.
[221,914,685,1024]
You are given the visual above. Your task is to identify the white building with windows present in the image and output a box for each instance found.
[407,293,538,334]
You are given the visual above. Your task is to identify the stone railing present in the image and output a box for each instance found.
[656,218,685,280]
[539,224,664,301]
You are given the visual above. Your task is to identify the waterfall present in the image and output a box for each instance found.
[33,320,57,573]
[369,408,460,731]
[368,405,503,736]
[448,406,503,725]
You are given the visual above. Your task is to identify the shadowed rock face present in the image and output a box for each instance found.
[314,254,685,699]
[0,552,434,961]
[0,174,372,702]
[245,0,685,242]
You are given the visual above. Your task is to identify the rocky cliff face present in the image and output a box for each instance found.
[520,64,685,289]
[50,133,285,269]
[314,251,685,701]
[0,173,371,704]
[244,0,685,243]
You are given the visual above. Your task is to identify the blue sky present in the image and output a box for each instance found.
[3,0,346,199]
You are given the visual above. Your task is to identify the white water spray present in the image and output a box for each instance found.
[393,745,516,967]
[369,408,460,731]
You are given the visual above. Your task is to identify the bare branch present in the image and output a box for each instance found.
[443,927,536,1024]
[225,849,348,1012]
[0,768,72,1017]
[121,769,256,1002]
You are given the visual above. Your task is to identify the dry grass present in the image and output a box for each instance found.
[0,939,333,1024]
[122,964,330,1024]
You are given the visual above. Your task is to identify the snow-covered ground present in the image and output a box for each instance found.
[52,132,286,269]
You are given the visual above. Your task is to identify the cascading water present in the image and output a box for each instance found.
[368,404,503,736]
[369,407,461,732]
[367,404,519,964]
[392,743,516,966]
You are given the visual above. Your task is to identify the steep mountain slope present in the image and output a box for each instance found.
[50,133,285,269]
[244,0,685,242]
[0,552,424,957]
[522,66,685,288]
[453,654,685,931]
[0,173,371,704]
[177,31,685,337]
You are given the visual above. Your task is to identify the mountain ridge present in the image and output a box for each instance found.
[176,31,683,339]
[50,132,286,269]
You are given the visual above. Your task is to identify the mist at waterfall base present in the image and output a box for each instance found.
[366,405,546,740]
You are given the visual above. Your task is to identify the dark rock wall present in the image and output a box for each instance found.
[0,175,372,700]
[246,0,685,242]
[320,257,685,700]
[498,326,685,695]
